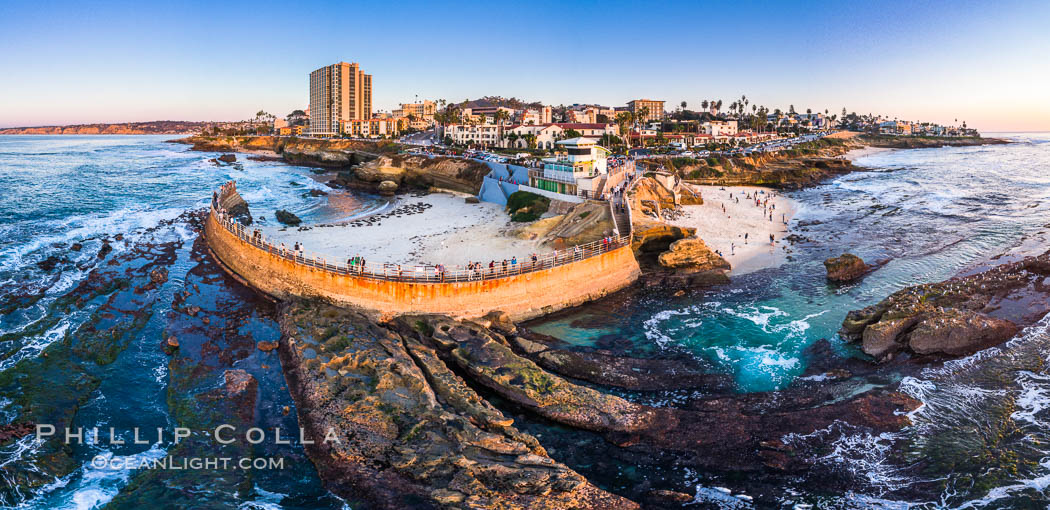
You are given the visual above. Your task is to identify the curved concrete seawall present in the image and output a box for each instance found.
[204,193,640,321]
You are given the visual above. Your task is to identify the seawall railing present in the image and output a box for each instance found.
[211,182,632,284]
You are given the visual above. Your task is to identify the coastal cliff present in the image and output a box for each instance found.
[858,133,1010,149]
[642,138,863,189]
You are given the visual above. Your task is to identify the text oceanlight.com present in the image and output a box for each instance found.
[91,456,285,471]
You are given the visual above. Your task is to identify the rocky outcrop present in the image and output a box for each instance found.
[841,249,1050,361]
[511,333,732,392]
[824,253,870,282]
[631,220,694,256]
[217,187,252,225]
[353,154,489,194]
[277,301,637,510]
[217,154,236,163]
[859,134,1010,149]
[355,160,406,183]
[631,221,729,287]
[658,237,731,273]
[513,202,616,248]
[274,209,301,226]
[377,180,398,195]
[281,146,353,167]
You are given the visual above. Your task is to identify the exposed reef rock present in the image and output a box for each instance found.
[277,301,636,510]
[841,249,1050,361]
[274,209,301,226]
[217,154,236,163]
[824,253,870,282]
[511,332,732,392]
[377,180,398,195]
[399,315,918,473]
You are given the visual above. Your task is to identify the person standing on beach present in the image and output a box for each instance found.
[731,242,735,255]
[744,233,749,244]
[770,233,775,245]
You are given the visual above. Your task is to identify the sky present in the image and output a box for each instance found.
[1,0,1048,131]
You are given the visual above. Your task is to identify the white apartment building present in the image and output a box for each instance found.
[702,120,738,137]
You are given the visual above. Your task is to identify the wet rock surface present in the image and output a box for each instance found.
[842,249,1050,361]
[274,209,302,226]
[824,252,870,282]
[512,331,733,392]
[396,314,918,476]
[277,301,636,509]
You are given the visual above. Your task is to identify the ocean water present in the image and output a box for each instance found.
[0,136,382,509]
[1,133,1049,508]
[532,133,1050,393]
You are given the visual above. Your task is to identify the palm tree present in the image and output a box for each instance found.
[701,99,709,112]
[636,107,650,128]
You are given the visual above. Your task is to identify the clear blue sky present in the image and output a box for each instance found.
[2,0,1048,131]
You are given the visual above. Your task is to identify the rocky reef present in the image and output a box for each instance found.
[841,249,1050,361]
[859,134,1010,149]
[824,253,871,282]
[273,300,920,507]
[276,301,636,510]
[644,138,863,189]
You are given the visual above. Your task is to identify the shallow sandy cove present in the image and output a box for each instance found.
[671,185,798,275]
[258,192,548,268]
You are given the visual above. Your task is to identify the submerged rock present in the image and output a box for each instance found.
[36,255,65,271]
[149,267,168,284]
[256,340,278,352]
[842,249,1050,361]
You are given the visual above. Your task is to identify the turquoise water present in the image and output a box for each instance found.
[530,133,1050,392]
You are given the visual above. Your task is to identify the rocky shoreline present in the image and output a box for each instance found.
[841,249,1050,362]
[271,302,920,508]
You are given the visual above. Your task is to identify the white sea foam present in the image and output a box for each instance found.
[0,320,71,373]
[692,485,753,508]
[237,485,288,510]
[0,205,186,273]
[33,444,168,510]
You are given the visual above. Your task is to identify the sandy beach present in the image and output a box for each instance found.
[670,185,798,274]
[258,191,548,268]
